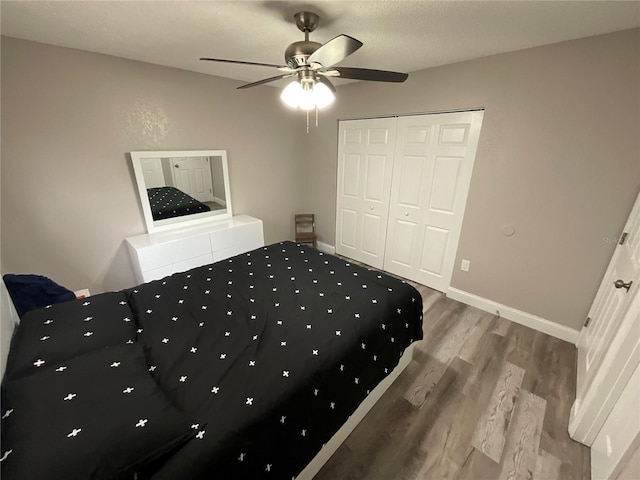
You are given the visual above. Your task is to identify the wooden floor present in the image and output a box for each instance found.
[314,283,590,480]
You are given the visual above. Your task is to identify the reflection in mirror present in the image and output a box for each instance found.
[131,150,232,233]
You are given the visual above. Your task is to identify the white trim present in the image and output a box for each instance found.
[212,196,226,207]
[316,241,336,255]
[296,345,414,480]
[338,106,486,122]
[446,287,580,344]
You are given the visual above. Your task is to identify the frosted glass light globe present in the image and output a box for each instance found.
[313,82,335,109]
[280,81,303,108]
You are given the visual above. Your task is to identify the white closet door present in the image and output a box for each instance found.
[383,111,484,291]
[336,118,397,268]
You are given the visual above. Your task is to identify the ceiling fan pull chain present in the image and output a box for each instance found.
[306,110,310,134]
[315,106,319,127]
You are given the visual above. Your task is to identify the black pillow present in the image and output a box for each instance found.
[4,291,138,381]
[1,343,197,480]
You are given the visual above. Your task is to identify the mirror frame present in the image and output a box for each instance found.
[130,149,232,233]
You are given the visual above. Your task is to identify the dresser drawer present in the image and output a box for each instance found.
[210,222,263,253]
[213,237,262,262]
[140,253,214,282]
[136,233,211,271]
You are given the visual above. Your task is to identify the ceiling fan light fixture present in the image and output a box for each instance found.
[202,10,408,130]
[280,79,335,111]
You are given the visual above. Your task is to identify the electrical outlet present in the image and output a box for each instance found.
[461,259,470,272]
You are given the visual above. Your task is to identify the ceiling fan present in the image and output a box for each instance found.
[200,11,408,126]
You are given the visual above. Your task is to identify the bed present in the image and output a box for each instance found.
[147,186,211,221]
[1,241,423,479]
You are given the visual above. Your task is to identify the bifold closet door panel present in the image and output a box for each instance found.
[336,118,397,269]
[383,111,484,290]
[383,111,484,291]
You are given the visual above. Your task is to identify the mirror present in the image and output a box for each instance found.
[130,150,232,233]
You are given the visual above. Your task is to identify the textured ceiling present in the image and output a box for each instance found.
[2,1,639,87]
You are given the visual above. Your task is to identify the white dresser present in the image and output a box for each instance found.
[126,215,264,283]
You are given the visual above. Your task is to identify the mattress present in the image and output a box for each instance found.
[1,241,423,480]
[147,186,210,221]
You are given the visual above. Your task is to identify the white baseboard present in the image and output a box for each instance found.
[446,287,580,344]
[316,241,336,255]
[212,196,226,206]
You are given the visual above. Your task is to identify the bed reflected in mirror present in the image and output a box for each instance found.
[130,150,232,233]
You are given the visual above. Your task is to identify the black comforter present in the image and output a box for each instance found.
[147,186,210,220]
[2,242,423,480]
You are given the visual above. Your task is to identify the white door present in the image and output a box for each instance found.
[171,156,215,202]
[570,191,640,445]
[141,157,164,188]
[590,362,640,480]
[383,111,484,291]
[581,191,640,396]
[336,118,397,268]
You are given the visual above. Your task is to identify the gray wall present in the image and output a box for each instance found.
[301,28,640,331]
[1,37,303,294]
[2,30,639,333]
[616,438,640,480]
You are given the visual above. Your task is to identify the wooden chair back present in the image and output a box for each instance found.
[295,214,317,248]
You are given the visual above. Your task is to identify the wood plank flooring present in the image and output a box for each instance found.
[314,284,590,480]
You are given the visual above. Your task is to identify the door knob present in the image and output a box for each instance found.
[174,164,179,168]
[614,279,633,292]
[404,212,409,217]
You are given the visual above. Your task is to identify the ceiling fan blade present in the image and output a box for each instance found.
[200,57,285,69]
[307,35,363,68]
[331,67,408,83]
[237,74,294,90]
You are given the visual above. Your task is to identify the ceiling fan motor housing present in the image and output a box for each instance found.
[285,41,322,68]
[285,12,322,68]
